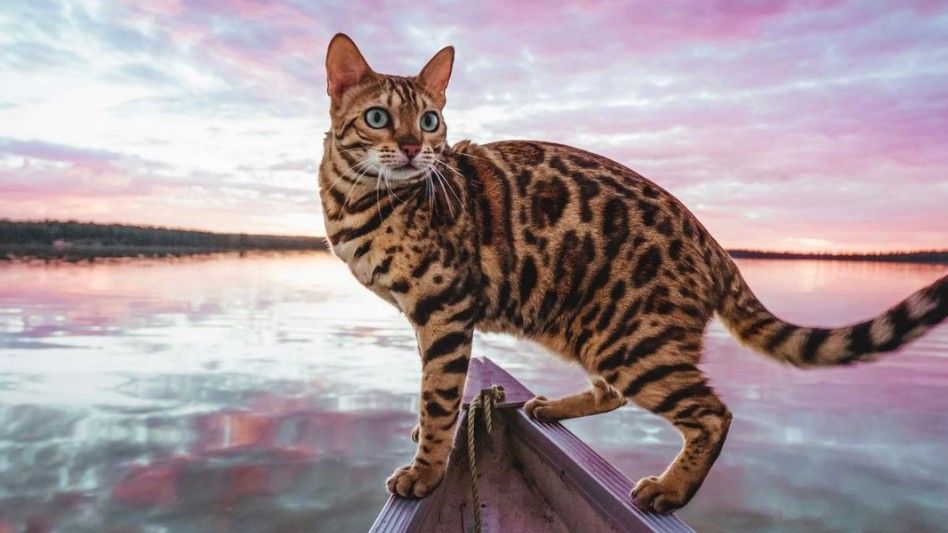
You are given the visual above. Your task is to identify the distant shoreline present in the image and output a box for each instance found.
[728,249,948,264]
[1,220,945,264]
[0,220,327,261]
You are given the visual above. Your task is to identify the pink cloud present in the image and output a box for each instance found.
[2,1,947,250]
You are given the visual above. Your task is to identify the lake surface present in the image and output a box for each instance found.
[0,253,945,532]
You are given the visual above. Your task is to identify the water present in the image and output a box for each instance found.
[0,253,945,532]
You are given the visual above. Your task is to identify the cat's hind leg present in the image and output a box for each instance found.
[524,377,626,422]
[599,332,731,514]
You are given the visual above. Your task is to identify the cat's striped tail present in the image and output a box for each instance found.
[717,264,947,367]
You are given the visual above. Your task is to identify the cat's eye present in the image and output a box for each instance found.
[364,107,390,129]
[420,111,439,132]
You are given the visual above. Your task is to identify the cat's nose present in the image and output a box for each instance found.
[400,143,421,159]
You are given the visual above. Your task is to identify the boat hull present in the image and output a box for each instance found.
[369,358,694,533]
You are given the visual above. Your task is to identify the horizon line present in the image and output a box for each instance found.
[3,219,945,257]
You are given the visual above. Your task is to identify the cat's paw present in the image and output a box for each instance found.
[524,395,559,422]
[410,424,420,443]
[385,462,444,498]
[591,377,624,403]
[630,475,690,514]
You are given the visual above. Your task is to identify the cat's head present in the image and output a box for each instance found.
[325,34,454,183]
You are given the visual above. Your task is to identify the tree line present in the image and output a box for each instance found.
[728,249,947,264]
[0,220,327,259]
[1,220,943,263]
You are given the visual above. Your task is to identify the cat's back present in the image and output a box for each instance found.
[450,139,728,342]
[454,139,715,250]
[475,140,689,222]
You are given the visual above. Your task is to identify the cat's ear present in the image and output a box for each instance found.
[417,46,454,105]
[326,33,373,100]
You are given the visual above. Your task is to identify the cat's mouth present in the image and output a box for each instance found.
[383,162,430,181]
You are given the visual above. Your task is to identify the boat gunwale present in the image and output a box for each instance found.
[369,357,694,533]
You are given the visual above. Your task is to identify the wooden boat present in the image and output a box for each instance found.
[370,357,694,532]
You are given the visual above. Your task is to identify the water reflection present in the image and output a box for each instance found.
[0,254,945,532]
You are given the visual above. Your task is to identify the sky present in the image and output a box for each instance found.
[1,1,947,252]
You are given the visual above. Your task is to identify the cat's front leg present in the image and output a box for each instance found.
[386,319,472,498]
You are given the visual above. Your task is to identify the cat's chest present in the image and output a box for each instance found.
[327,217,412,303]
[332,234,387,287]
[332,238,365,272]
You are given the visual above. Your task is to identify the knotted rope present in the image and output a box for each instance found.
[466,385,505,533]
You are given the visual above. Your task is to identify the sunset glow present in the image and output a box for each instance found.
[1,1,946,251]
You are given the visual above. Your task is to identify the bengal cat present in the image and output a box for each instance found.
[317,34,947,513]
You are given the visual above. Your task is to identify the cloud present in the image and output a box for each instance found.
[1,138,120,165]
[0,137,321,235]
[0,0,946,250]
[0,41,82,70]
[108,63,181,86]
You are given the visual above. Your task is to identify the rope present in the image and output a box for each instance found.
[466,385,505,533]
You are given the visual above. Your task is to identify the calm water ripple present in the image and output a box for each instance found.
[0,253,945,532]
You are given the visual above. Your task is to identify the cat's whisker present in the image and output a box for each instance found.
[432,162,466,210]
[333,145,368,154]
[342,160,374,206]
[381,168,401,208]
[385,167,406,205]
[327,159,369,191]
[379,167,391,199]
[326,172,348,191]
[430,165,462,210]
[432,176,450,216]
[374,172,385,221]
[452,150,491,163]
[433,159,465,188]
[430,168,456,217]
[433,158,463,177]
[342,176,361,207]
[424,171,436,226]
[404,179,425,208]
[424,170,435,210]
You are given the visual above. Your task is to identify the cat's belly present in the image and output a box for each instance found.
[474,318,509,335]
[475,317,580,365]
